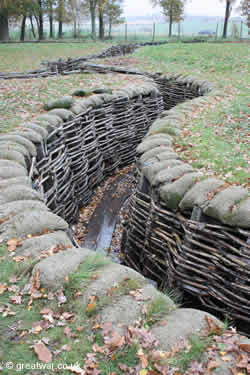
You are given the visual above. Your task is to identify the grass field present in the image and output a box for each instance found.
[134,42,249,185]
[0,42,112,72]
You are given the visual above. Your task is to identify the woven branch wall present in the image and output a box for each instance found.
[34,84,164,224]
[121,77,250,324]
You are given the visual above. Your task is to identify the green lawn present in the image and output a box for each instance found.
[0,42,112,72]
[134,43,249,185]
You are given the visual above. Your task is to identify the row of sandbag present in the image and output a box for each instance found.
[0,83,163,233]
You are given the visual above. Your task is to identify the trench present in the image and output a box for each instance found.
[33,72,249,337]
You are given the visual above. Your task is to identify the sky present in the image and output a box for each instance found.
[123,0,242,17]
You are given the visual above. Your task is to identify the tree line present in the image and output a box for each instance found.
[0,0,124,41]
[0,0,248,41]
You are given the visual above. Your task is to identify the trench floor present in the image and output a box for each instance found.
[74,165,136,262]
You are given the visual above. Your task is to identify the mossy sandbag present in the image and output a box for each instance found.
[43,96,73,110]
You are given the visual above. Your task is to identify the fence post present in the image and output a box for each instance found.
[125,23,127,42]
[178,23,181,40]
[240,21,243,40]
[215,23,219,40]
[152,23,155,42]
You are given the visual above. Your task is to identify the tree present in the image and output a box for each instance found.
[68,0,87,38]
[47,0,55,38]
[221,0,236,38]
[97,0,107,40]
[238,0,249,28]
[151,0,186,37]
[57,0,65,38]
[82,0,98,39]
[19,0,39,41]
[0,0,10,41]
[0,0,37,41]
[104,0,124,38]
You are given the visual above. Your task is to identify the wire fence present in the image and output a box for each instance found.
[9,20,249,42]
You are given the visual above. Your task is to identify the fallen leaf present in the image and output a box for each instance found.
[9,295,22,304]
[64,326,72,338]
[30,268,40,292]
[43,314,54,324]
[8,275,17,283]
[40,308,53,315]
[0,283,8,295]
[13,256,26,262]
[65,365,85,374]
[7,238,21,252]
[0,216,9,224]
[33,325,43,334]
[100,321,113,335]
[85,303,96,315]
[206,360,221,374]
[61,344,71,351]
[205,315,223,335]
[137,348,148,369]
[61,312,75,320]
[33,342,52,363]
[104,331,125,350]
[55,288,67,304]
[239,343,250,353]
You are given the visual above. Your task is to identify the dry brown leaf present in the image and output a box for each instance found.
[64,326,72,338]
[205,315,223,335]
[137,348,149,369]
[61,312,75,320]
[55,288,67,304]
[85,303,96,314]
[239,343,250,353]
[104,331,125,351]
[13,256,26,262]
[40,308,53,315]
[33,342,52,363]
[100,321,113,335]
[0,283,8,295]
[0,216,9,224]
[7,238,21,252]
[206,360,221,374]
[9,295,22,304]
[8,275,17,283]
[61,344,72,351]
[65,365,85,374]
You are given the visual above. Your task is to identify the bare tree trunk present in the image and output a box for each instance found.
[49,1,54,38]
[90,0,97,40]
[223,0,231,38]
[108,17,112,38]
[58,21,63,38]
[29,15,36,39]
[58,0,64,39]
[38,0,44,40]
[169,8,173,37]
[20,15,27,41]
[0,13,9,41]
[98,11,104,40]
[73,18,77,38]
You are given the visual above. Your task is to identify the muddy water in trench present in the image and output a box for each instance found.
[74,165,135,261]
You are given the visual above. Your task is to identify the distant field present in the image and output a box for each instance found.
[109,20,248,41]
[0,42,112,72]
